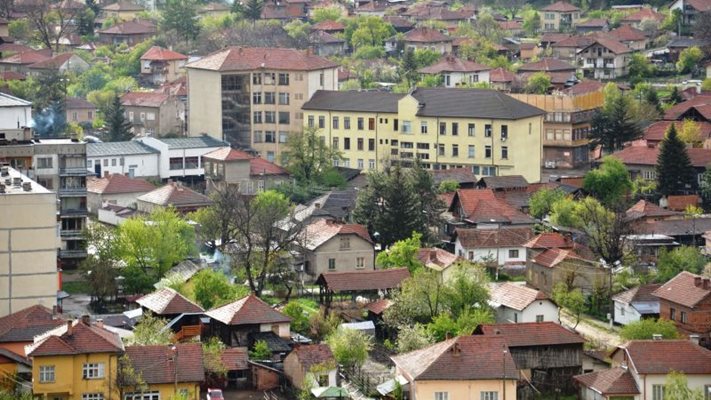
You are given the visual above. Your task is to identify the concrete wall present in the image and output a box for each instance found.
[304,234,375,280]
[410,379,517,400]
[613,300,642,325]
[0,106,32,130]
[187,68,223,139]
[454,242,528,266]
[87,153,160,179]
[496,300,559,324]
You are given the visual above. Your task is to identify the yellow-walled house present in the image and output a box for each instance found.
[390,335,518,400]
[124,343,204,400]
[301,88,545,183]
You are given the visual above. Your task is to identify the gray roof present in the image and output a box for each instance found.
[411,88,545,120]
[478,175,529,189]
[0,92,31,107]
[159,136,227,149]
[87,141,159,157]
[302,90,404,113]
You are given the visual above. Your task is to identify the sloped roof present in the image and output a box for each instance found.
[612,284,662,305]
[541,1,580,12]
[455,227,534,249]
[125,343,204,384]
[141,46,187,61]
[652,271,711,308]
[137,182,212,208]
[410,88,545,120]
[221,347,248,370]
[121,91,171,108]
[490,282,549,311]
[613,340,711,374]
[364,299,392,315]
[159,136,227,149]
[87,173,155,195]
[401,27,451,43]
[532,247,591,268]
[417,247,461,271]
[574,367,640,395]
[451,189,535,224]
[622,7,664,22]
[0,49,51,65]
[136,287,204,315]
[311,20,345,31]
[28,321,124,357]
[518,57,576,72]
[187,47,338,72]
[102,1,144,11]
[98,20,156,35]
[302,219,372,251]
[87,141,159,157]
[524,232,573,249]
[431,167,477,185]
[562,80,605,95]
[684,0,711,12]
[540,32,571,43]
[202,147,288,176]
[477,175,528,190]
[303,90,403,113]
[392,335,518,381]
[0,305,64,343]
[474,322,585,347]
[644,120,711,143]
[206,294,291,326]
[664,95,711,120]
[579,38,631,54]
[65,96,95,109]
[27,53,78,70]
[552,35,596,49]
[310,30,345,44]
[611,145,711,168]
[489,67,515,83]
[419,56,490,74]
[610,25,646,42]
[316,268,411,292]
[625,199,681,220]
[289,344,335,370]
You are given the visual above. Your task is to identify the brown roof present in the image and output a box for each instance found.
[611,145,711,168]
[610,24,646,42]
[311,20,345,32]
[540,32,571,44]
[141,45,187,61]
[121,91,171,108]
[0,71,26,81]
[102,1,144,11]
[541,1,580,12]
[622,7,664,23]
[574,367,640,395]
[187,47,338,72]
[612,284,662,305]
[431,167,477,185]
[0,305,64,344]
[87,173,155,195]
[417,247,461,271]
[98,20,156,35]
[667,194,700,211]
[392,335,518,381]
[401,27,451,43]
[644,120,711,143]
[28,321,124,357]
[524,232,574,249]
[206,294,291,326]
[0,43,33,54]
[582,37,632,54]
[455,227,534,248]
[289,344,335,369]
[261,3,307,19]
[474,322,585,347]
[490,283,549,311]
[652,271,711,308]
[0,49,51,65]
[137,182,212,208]
[203,147,288,176]
[684,0,711,12]
[613,340,711,374]
[419,56,490,74]
[302,219,372,250]
[664,95,711,121]
[562,80,605,95]
[316,268,411,292]
[27,53,76,70]
[364,299,392,315]
[552,35,596,49]
[65,96,96,109]
[489,67,514,83]
[518,57,576,72]
[136,287,204,315]
[221,347,248,370]
[125,343,205,384]
[499,20,522,30]
[451,189,534,225]
[532,247,594,268]
[625,199,681,219]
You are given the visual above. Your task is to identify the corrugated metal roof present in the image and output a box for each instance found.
[158,136,227,149]
[0,92,31,107]
[87,141,159,157]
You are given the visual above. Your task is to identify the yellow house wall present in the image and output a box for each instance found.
[187,68,223,139]
[141,382,201,400]
[32,353,120,399]
[412,379,517,400]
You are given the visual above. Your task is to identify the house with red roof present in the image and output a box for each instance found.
[0,48,52,73]
[136,180,212,213]
[0,305,65,357]
[489,282,558,323]
[416,247,465,279]
[541,1,581,32]
[577,38,632,80]
[120,91,185,137]
[135,287,204,318]
[671,0,711,27]
[203,147,289,195]
[489,66,515,91]
[97,20,156,46]
[315,268,410,306]
[284,343,337,390]
[610,145,711,191]
[26,53,89,76]
[652,271,711,346]
[620,7,665,29]
[609,24,648,51]
[448,188,535,229]
[418,55,491,87]
[140,46,187,86]
[124,343,205,400]
[86,172,155,213]
[300,219,374,280]
[453,227,534,268]
[663,94,711,123]
[205,294,291,348]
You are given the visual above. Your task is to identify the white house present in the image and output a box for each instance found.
[453,227,534,266]
[87,141,161,178]
[0,92,32,140]
[418,56,491,87]
[611,284,661,325]
[489,282,559,324]
[136,136,227,179]
[577,38,632,80]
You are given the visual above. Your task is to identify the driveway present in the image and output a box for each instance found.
[560,311,622,348]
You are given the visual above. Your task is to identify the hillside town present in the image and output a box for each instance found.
[2,0,711,398]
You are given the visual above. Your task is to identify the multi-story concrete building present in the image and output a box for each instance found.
[186,47,339,162]
[301,88,545,182]
[541,1,581,32]
[0,92,32,140]
[0,166,59,316]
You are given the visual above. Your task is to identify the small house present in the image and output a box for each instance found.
[284,344,337,390]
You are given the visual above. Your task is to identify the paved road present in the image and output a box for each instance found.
[560,311,622,348]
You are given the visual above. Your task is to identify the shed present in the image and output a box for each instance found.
[339,321,375,337]
[315,269,410,306]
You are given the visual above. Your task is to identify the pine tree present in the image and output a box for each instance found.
[589,93,642,154]
[243,0,263,21]
[401,48,418,87]
[656,123,695,196]
[104,95,134,142]
[669,86,682,105]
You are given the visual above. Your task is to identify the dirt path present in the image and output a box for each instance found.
[560,311,623,348]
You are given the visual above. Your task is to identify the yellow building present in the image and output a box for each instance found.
[101,1,145,21]
[390,335,518,400]
[123,343,204,400]
[301,88,545,183]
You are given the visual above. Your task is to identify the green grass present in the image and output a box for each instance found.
[62,280,90,294]
[293,298,319,315]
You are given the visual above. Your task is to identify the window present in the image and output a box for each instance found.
[82,363,105,379]
[37,157,53,169]
[169,157,184,170]
[128,111,134,120]
[485,145,492,158]
[253,111,263,123]
[368,118,375,130]
[265,131,276,143]
[438,144,445,156]
[124,392,160,400]
[652,384,664,400]
[536,315,544,323]
[480,392,498,400]
[670,307,676,320]
[253,73,262,84]
[317,374,329,387]
[434,392,448,400]
[328,258,336,270]
[356,257,365,269]
[318,116,325,129]
[264,92,275,104]
[265,111,276,123]
[620,306,625,316]
[185,157,199,169]
[111,158,117,167]
[279,131,288,143]
[266,151,275,162]
[344,117,351,130]
[468,123,475,136]
[357,117,364,130]
[340,137,349,150]
[278,73,289,85]
[402,120,412,134]
[319,72,324,86]
[357,159,364,169]
[452,144,459,157]
[393,119,398,131]
[368,159,375,169]
[681,311,688,324]
[508,249,519,258]
[140,112,145,121]
[253,131,263,143]
[103,159,108,167]
[278,92,289,105]
[278,112,290,124]
[333,116,339,129]
[420,121,428,134]
[39,365,55,383]
[82,395,104,400]
[452,122,459,136]
[501,125,508,140]
[332,137,339,150]
[146,112,155,121]
[72,111,78,121]
[308,115,314,128]
[485,124,492,137]
[705,385,711,400]
[439,122,446,135]
[501,146,508,159]
[368,139,375,151]
[468,145,475,158]
[357,138,364,151]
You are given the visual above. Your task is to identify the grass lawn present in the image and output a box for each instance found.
[62,280,90,294]
[293,298,319,315]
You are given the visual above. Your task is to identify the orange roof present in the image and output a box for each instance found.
[302,219,372,250]
[121,91,171,107]
[98,20,156,35]
[0,49,52,65]
[141,46,187,61]
[524,232,574,249]
[206,294,291,326]
[187,47,338,72]
[202,147,289,176]
[622,7,664,23]
[666,194,700,211]
[311,20,345,31]
[609,24,646,42]
[451,189,534,225]
[489,67,514,83]
[419,56,490,74]
[518,57,576,72]
[541,1,580,12]
[0,305,65,344]
[316,268,411,292]
[87,173,155,195]
[417,247,461,271]
[28,321,124,357]
[401,27,452,43]
[136,182,212,208]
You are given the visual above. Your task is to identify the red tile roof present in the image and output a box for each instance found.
[137,182,212,208]
[28,321,124,357]
[524,232,574,249]
[0,71,26,81]
[0,43,33,54]
[533,247,593,268]
[552,35,596,49]
[187,47,338,72]
[664,95,711,120]
[625,199,681,219]
[401,27,452,43]
[455,227,535,248]
[203,147,289,176]
[622,7,664,23]
[302,219,372,250]
[451,189,534,225]
[490,283,550,311]
[140,45,187,61]
[498,20,522,30]
[87,173,155,195]
[666,194,700,211]
[419,56,490,74]
[98,20,156,35]
[612,284,662,305]
[316,268,411,292]
[685,0,711,12]
[518,57,576,72]
[611,145,711,168]
[364,298,392,315]
[475,321,585,346]
[121,91,171,108]
[489,67,514,83]
[610,24,646,42]
[0,305,64,344]
[574,367,640,395]
[125,343,205,384]
[652,271,711,308]
[417,247,462,271]
[0,49,52,65]
[392,335,518,381]
[206,294,291,326]
[289,344,335,370]
[136,287,204,315]
[613,340,711,374]
[581,38,631,54]
[27,53,77,70]
[541,1,580,12]
[221,347,248,370]
[643,120,711,143]
[540,32,571,43]
[65,96,96,109]
[310,20,345,32]
[562,80,605,95]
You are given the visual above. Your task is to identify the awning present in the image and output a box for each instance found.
[311,387,349,398]
[376,375,409,396]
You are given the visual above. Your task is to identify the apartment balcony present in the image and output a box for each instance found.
[59,167,91,176]
[59,249,88,258]
[59,208,88,217]
[58,187,87,197]
[60,230,83,239]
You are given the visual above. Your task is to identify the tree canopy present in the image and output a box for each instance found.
[620,318,680,340]
[583,156,632,208]
[656,123,695,196]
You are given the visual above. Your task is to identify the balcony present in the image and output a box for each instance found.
[58,187,86,197]
[59,167,91,176]
[60,230,83,239]
[59,208,88,217]
[59,249,88,258]
[173,325,203,342]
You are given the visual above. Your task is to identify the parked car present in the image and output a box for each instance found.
[207,389,224,400]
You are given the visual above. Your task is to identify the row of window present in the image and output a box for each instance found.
[253,111,291,125]
[332,159,377,169]
[327,256,366,270]
[436,391,499,400]
[253,72,292,86]
[40,363,104,383]
[331,137,376,152]
[125,111,156,122]
[669,307,688,324]
[252,91,300,105]
[254,131,289,144]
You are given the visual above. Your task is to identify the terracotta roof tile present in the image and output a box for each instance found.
[126,343,205,384]
[666,194,700,211]
[136,287,204,315]
[489,67,514,83]
[401,27,451,43]
[310,20,345,31]
[206,294,291,326]
[98,20,156,35]
[625,199,681,220]
[28,321,124,357]
[490,282,549,311]
[475,321,585,346]
[451,189,534,225]
[455,227,534,248]
[290,344,334,370]
[121,91,171,108]
[137,182,212,208]
[419,56,490,74]
[417,247,462,271]
[610,24,646,42]
[540,32,571,44]
[541,1,580,12]
[364,299,392,315]
[622,7,664,23]
[685,0,711,12]
[302,219,372,250]
[562,80,605,95]
[611,145,711,168]
[315,268,410,292]
[581,37,632,54]
[221,347,248,370]
[187,47,338,72]
[87,173,155,195]
[613,340,711,374]
[0,305,64,344]
[0,49,52,65]
[644,120,711,143]
[518,57,576,72]
[552,35,596,48]
[574,367,640,395]
[612,284,662,305]
[652,271,711,308]
[27,53,76,70]
[203,147,288,176]
[664,95,711,120]
[140,46,187,61]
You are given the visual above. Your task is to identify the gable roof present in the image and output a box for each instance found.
[518,57,576,72]
[613,340,711,374]
[455,227,534,249]
[644,120,711,143]
[125,343,204,384]
[310,20,345,31]
[206,294,291,326]
[489,283,550,311]
[574,367,640,395]
[622,7,664,23]
[450,189,535,225]
[27,53,78,70]
[315,268,410,292]
[289,344,335,370]
[489,67,515,83]
[137,182,212,208]
[141,46,187,61]
[302,219,372,251]
[187,47,338,72]
[541,1,580,12]
[563,80,605,95]
[474,322,584,347]
[392,335,518,381]
[664,95,711,121]
[410,88,545,120]
[431,167,477,185]
[611,145,711,168]
[0,305,64,343]
[417,247,461,271]
[28,321,124,357]
[65,96,96,109]
[221,347,248,370]
[625,199,681,220]
[532,247,593,268]
[202,147,288,176]
[303,90,403,113]
[121,91,171,108]
[652,271,711,308]
[579,37,631,54]
[0,49,52,65]
[612,284,662,305]
[477,175,528,190]
[136,287,204,315]
[87,173,155,195]
[98,20,156,35]
[610,24,646,42]
[102,1,144,11]
[401,27,451,43]
[418,56,490,74]
[364,298,392,315]
[87,141,159,157]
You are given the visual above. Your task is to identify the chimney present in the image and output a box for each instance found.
[96,319,104,328]
[652,333,663,340]
[66,320,73,334]
[12,177,21,186]
[0,166,8,177]
[704,279,710,290]
[450,341,461,356]
[695,277,703,287]
[314,202,321,209]
[81,314,91,325]
[690,334,700,345]
[22,181,31,192]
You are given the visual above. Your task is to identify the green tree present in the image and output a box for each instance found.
[395,323,434,353]
[413,48,440,68]
[376,232,423,272]
[160,0,201,43]
[326,328,372,368]
[664,371,705,400]
[702,78,711,92]
[669,86,683,105]
[656,246,706,282]
[525,72,551,94]
[104,94,134,142]
[627,53,654,85]
[309,310,341,342]
[80,256,117,305]
[401,47,418,87]
[620,318,680,340]
[192,269,242,309]
[350,16,394,49]
[116,354,147,399]
[529,188,566,219]
[384,269,445,326]
[522,10,540,36]
[678,119,703,148]
[284,20,311,47]
[589,85,642,153]
[243,0,263,21]
[676,46,703,74]
[202,337,227,387]
[583,156,632,207]
[311,6,341,22]
[437,180,460,193]
[249,340,272,360]
[129,313,173,345]
[283,301,310,334]
[656,123,695,196]
[552,283,586,328]
[699,165,711,204]
[281,126,342,186]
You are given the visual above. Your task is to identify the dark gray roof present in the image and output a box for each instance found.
[667,37,708,48]
[411,88,545,120]
[302,90,404,113]
[477,175,529,189]
[309,189,358,220]
[635,218,711,237]
[87,141,159,157]
[159,136,227,149]
[249,331,292,353]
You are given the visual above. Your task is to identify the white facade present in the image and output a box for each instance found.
[136,137,225,179]
[454,240,527,266]
[0,93,32,139]
[87,153,160,178]
[442,71,491,87]
[495,300,559,324]
[613,299,643,326]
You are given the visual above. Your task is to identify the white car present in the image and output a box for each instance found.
[206,389,224,400]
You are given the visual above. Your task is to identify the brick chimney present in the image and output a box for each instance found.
[81,314,90,325]
[704,278,710,290]
[66,320,73,335]
[695,276,702,287]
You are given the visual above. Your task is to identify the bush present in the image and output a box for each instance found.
[620,318,680,340]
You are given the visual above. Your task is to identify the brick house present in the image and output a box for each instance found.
[300,219,374,281]
[652,271,711,347]
[121,91,185,137]
[140,46,188,86]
